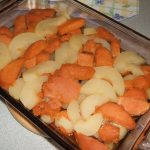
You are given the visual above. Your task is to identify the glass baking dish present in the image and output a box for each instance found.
[0,0,150,149]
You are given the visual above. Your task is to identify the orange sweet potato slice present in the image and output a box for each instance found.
[0,34,12,45]
[36,52,50,64]
[24,40,47,59]
[24,57,37,69]
[118,97,150,116]
[44,37,60,54]
[25,9,56,32]
[0,26,13,37]
[96,102,136,130]
[13,15,27,36]
[56,64,95,80]
[133,75,150,90]
[124,80,134,90]
[0,58,24,89]
[99,123,120,143]
[83,39,97,54]
[96,27,115,42]
[95,47,113,67]
[123,88,148,101]
[77,53,94,67]
[42,75,80,104]
[75,132,109,150]
[58,18,85,35]
[111,38,120,58]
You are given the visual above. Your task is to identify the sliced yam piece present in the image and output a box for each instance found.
[0,58,24,89]
[9,32,43,60]
[75,132,109,150]
[0,34,12,45]
[42,76,80,104]
[141,65,150,74]
[80,94,110,119]
[58,18,85,35]
[124,79,134,90]
[69,28,82,35]
[123,88,148,101]
[24,57,37,69]
[144,73,150,83]
[96,102,136,130]
[96,27,115,42]
[8,78,25,100]
[55,111,73,134]
[133,75,150,89]
[74,113,103,136]
[98,123,120,143]
[36,52,50,64]
[45,37,60,54]
[0,26,13,37]
[77,53,94,67]
[56,64,95,80]
[94,66,125,96]
[95,47,113,67]
[24,40,47,59]
[118,96,150,116]
[67,100,81,122]
[26,8,56,32]
[13,15,27,36]
[83,39,96,54]
[0,42,12,70]
[32,100,61,117]
[80,78,117,101]
[111,38,120,58]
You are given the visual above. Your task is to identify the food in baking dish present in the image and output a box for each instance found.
[0,8,149,150]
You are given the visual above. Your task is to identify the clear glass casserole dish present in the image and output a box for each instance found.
[0,0,150,150]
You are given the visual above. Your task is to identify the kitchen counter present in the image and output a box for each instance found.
[0,0,149,150]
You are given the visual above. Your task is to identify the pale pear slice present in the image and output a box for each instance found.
[124,74,135,80]
[9,32,43,60]
[67,100,81,122]
[94,66,125,96]
[112,123,128,140]
[9,78,25,100]
[55,41,79,65]
[23,60,60,81]
[83,27,96,35]
[73,113,103,136]
[35,15,68,37]
[0,42,12,70]
[114,51,145,76]
[80,78,117,101]
[125,64,144,76]
[55,116,73,134]
[80,94,109,119]
[40,115,53,124]
[20,76,47,110]
[55,42,70,65]
[94,38,111,50]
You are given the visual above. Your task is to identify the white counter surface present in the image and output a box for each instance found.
[0,0,150,150]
